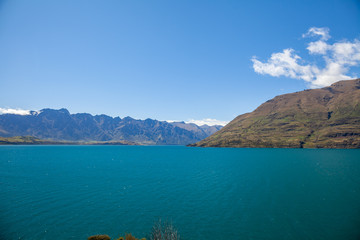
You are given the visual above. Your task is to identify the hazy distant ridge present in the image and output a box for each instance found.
[0,109,222,145]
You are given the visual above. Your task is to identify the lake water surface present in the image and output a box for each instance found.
[0,146,359,240]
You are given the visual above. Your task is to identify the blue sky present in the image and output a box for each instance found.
[0,0,359,125]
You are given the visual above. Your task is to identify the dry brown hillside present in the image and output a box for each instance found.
[190,79,360,148]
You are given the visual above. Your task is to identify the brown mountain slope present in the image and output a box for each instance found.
[190,79,360,148]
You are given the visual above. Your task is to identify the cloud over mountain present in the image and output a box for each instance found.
[185,118,229,126]
[0,108,31,115]
[252,27,360,88]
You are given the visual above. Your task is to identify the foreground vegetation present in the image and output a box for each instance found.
[88,234,145,240]
[88,220,180,240]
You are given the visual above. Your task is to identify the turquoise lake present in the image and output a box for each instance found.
[0,146,359,240]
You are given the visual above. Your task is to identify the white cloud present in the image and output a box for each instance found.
[185,118,229,126]
[165,120,179,123]
[252,27,360,88]
[252,49,317,83]
[166,119,229,126]
[307,40,330,54]
[302,27,330,40]
[0,108,32,115]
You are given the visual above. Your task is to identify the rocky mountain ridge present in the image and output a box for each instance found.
[0,109,222,145]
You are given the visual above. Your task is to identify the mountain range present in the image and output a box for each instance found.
[191,79,360,148]
[0,109,222,145]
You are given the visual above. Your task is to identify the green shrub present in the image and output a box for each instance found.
[88,219,178,240]
[88,235,111,240]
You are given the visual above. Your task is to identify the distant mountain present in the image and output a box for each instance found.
[190,79,360,148]
[0,109,222,145]
[169,121,222,138]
